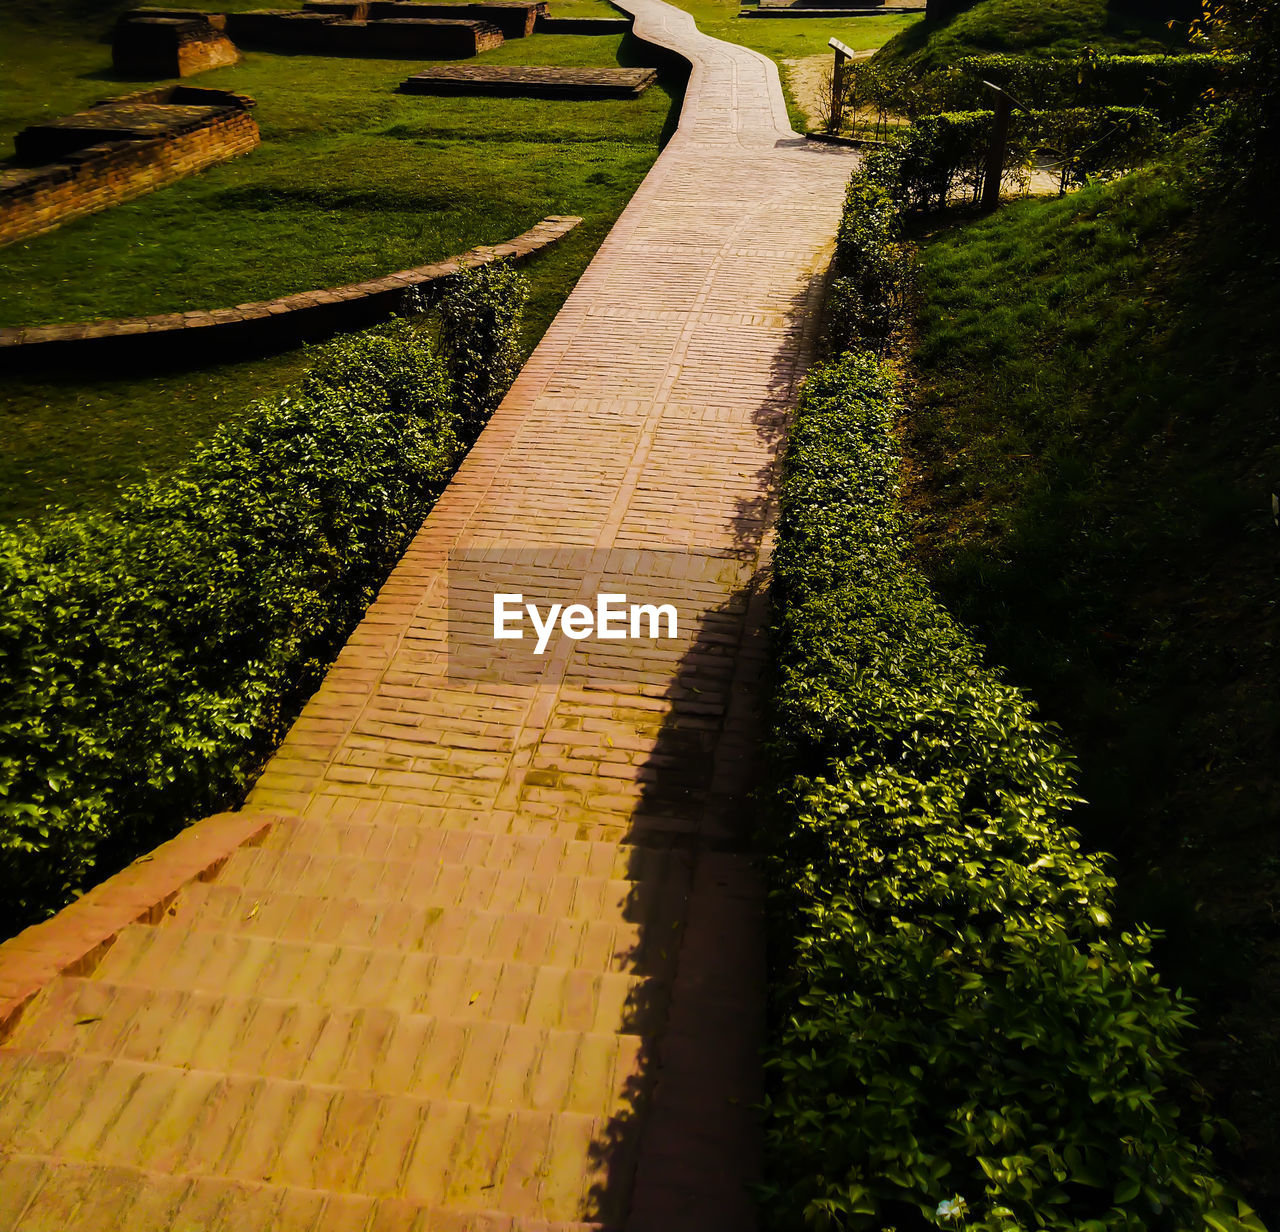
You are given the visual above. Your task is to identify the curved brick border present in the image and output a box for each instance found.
[0,214,580,368]
[0,811,280,1040]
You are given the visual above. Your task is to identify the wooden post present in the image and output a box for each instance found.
[980,89,1012,211]
[828,37,852,134]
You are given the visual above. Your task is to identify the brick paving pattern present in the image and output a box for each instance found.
[0,0,855,1226]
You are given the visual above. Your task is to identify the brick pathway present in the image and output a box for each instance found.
[0,3,855,1228]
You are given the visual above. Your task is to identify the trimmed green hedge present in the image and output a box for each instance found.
[760,350,1265,1232]
[848,54,1240,125]
[761,159,1265,1229]
[862,106,1167,212]
[0,264,528,934]
[825,176,914,357]
[928,53,1241,122]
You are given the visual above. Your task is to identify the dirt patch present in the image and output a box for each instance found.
[781,53,835,130]
[782,49,875,132]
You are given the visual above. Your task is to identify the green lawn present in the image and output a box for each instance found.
[0,0,906,523]
[0,222,627,524]
[0,2,680,522]
[876,0,1186,70]
[665,0,916,61]
[0,33,674,324]
[903,156,1280,1219]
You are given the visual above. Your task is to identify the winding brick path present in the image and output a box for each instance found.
[0,4,855,1228]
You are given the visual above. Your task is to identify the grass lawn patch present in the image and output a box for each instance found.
[0,33,676,324]
[877,0,1187,71]
[902,153,1280,1219]
[0,0,681,523]
[0,224,638,524]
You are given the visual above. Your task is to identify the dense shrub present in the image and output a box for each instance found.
[761,157,1264,1229]
[438,259,529,437]
[1204,0,1280,205]
[861,106,1166,211]
[0,265,527,933]
[923,53,1242,121]
[843,54,1237,126]
[825,176,915,356]
[760,350,1266,1232]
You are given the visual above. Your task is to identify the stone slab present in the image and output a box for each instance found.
[401,64,658,98]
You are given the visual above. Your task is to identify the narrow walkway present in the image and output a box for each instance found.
[0,5,855,1228]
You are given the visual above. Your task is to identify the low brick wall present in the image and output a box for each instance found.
[112,14,240,78]
[370,0,545,38]
[0,214,581,369]
[401,64,657,98]
[535,14,632,32]
[1,97,259,248]
[226,8,505,55]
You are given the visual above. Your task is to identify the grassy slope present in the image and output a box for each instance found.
[901,158,1280,1219]
[876,0,1186,70]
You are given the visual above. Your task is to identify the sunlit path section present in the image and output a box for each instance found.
[0,2,856,1227]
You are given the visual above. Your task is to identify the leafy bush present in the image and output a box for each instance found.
[0,266,528,934]
[438,260,529,437]
[1033,105,1171,190]
[861,106,1166,211]
[919,53,1242,121]
[760,350,1266,1232]
[1204,0,1280,204]
[825,176,915,356]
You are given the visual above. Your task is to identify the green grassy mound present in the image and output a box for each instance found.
[876,0,1187,72]
[904,148,1280,1220]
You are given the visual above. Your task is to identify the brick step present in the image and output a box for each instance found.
[255,814,667,877]
[0,1154,612,1231]
[265,799,668,847]
[265,799,599,842]
[6,978,649,1118]
[1,1154,614,1230]
[0,1054,634,1221]
[91,925,663,1035]
[172,886,682,977]
[208,841,690,918]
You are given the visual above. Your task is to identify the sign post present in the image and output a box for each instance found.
[980,80,1014,212]
[828,37,854,133]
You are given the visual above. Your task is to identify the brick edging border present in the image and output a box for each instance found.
[0,213,581,369]
[0,810,283,1041]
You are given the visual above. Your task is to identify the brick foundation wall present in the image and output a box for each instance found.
[0,111,260,248]
[226,9,506,55]
[370,1,545,38]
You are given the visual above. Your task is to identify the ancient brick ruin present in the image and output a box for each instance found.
[368,0,545,38]
[401,64,657,98]
[225,1,545,57]
[112,9,240,78]
[0,88,259,248]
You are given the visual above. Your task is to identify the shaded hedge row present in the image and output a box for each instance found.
[757,167,1266,1230]
[0,264,527,934]
[864,107,1168,212]
[869,53,1243,123]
